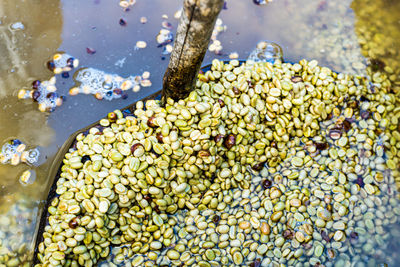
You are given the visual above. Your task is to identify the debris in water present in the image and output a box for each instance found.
[253,0,269,5]
[114,57,126,68]
[142,71,150,79]
[86,47,96,55]
[229,52,239,59]
[18,76,64,112]
[140,17,147,24]
[209,18,226,55]
[19,170,36,185]
[162,14,168,19]
[70,68,147,100]
[247,41,283,63]
[156,29,174,47]
[46,53,79,75]
[119,18,127,26]
[135,41,147,49]
[0,139,39,166]
[119,0,135,10]
[162,21,173,30]
[162,44,173,55]
[174,9,182,19]
[140,71,152,87]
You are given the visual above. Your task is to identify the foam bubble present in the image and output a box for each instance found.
[247,41,283,63]
[18,77,63,112]
[71,68,144,100]
[0,139,39,166]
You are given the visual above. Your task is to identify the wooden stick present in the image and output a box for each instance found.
[162,0,224,101]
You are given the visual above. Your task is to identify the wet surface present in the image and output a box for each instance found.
[1,0,400,265]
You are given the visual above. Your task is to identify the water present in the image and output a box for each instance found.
[0,0,400,265]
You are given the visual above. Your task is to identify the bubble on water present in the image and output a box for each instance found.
[247,41,283,63]
[0,139,39,166]
[47,52,79,74]
[71,68,146,100]
[10,22,25,30]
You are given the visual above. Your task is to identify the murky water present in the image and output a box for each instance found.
[1,0,400,265]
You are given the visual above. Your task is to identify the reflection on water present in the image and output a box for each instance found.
[0,0,400,265]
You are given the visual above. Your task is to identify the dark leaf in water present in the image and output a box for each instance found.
[121,93,128,99]
[223,1,228,9]
[86,47,96,55]
[61,72,70,79]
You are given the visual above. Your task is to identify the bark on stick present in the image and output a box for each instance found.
[162,0,224,101]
